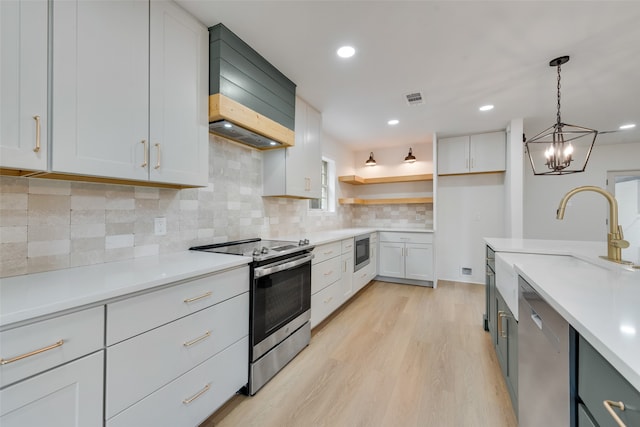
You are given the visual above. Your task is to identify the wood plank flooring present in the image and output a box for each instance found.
[201,280,517,427]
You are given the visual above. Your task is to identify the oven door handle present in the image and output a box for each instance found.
[254,254,314,278]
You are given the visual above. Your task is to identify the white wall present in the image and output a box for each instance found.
[523,141,640,242]
[436,173,505,284]
[505,119,524,238]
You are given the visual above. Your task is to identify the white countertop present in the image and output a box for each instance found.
[0,251,251,328]
[276,227,434,246]
[485,237,640,392]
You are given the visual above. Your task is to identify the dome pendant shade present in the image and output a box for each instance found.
[365,152,377,166]
[524,56,598,176]
[404,148,416,163]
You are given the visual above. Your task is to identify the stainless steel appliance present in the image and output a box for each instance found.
[354,234,370,272]
[518,276,569,426]
[191,238,314,395]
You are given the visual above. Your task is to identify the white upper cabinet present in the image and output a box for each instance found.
[438,131,506,175]
[0,0,48,172]
[148,1,208,186]
[263,97,322,199]
[52,0,208,186]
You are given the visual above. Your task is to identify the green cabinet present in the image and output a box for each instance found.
[576,335,640,426]
[496,291,518,414]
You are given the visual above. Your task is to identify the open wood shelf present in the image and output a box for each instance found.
[339,197,433,205]
[338,174,433,185]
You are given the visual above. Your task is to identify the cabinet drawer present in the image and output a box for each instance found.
[578,335,640,426]
[311,280,342,328]
[0,351,104,427]
[378,231,432,244]
[107,266,249,345]
[107,336,248,427]
[0,306,104,388]
[106,292,249,419]
[311,256,341,294]
[311,241,341,265]
[341,238,354,255]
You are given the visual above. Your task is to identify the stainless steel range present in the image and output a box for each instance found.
[190,238,314,395]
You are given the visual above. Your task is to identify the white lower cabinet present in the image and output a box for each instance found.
[341,252,354,300]
[0,351,104,427]
[107,336,248,427]
[106,292,249,418]
[310,280,342,328]
[105,267,250,423]
[378,232,433,285]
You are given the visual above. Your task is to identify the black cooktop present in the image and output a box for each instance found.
[190,238,313,261]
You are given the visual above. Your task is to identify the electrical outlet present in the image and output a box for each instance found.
[154,217,167,236]
[461,267,472,276]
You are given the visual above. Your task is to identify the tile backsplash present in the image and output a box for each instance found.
[0,135,430,278]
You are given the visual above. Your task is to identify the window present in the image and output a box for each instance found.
[310,158,335,212]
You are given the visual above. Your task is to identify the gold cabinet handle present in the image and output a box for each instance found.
[1,339,64,365]
[33,115,41,152]
[182,383,211,404]
[141,140,148,167]
[324,296,333,304]
[604,400,627,427]
[324,270,333,276]
[183,291,212,304]
[154,143,161,169]
[497,311,506,338]
[183,331,211,347]
[324,250,334,255]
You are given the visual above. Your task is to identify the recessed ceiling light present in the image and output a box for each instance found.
[337,46,355,58]
[619,123,636,130]
[387,119,399,125]
[269,141,277,146]
[224,123,233,128]
[479,105,494,112]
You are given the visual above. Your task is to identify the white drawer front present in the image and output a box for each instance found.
[0,351,104,427]
[0,306,104,388]
[311,280,342,328]
[311,256,341,294]
[370,232,377,243]
[107,336,248,427]
[106,292,249,419]
[341,238,354,254]
[311,241,341,265]
[107,266,249,345]
[378,231,432,244]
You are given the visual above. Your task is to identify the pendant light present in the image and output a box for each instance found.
[524,56,597,176]
[365,152,377,166]
[404,147,416,163]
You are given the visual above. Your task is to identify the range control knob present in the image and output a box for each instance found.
[252,248,260,256]
[298,240,305,246]
[261,247,269,254]
[303,239,309,245]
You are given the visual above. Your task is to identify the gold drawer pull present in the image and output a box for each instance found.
[154,143,161,169]
[141,140,148,167]
[183,291,212,303]
[182,383,211,404]
[33,115,41,152]
[604,400,627,427]
[324,296,333,304]
[324,270,333,276]
[1,339,64,365]
[183,331,211,347]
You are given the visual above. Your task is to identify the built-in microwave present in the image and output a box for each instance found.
[354,234,370,272]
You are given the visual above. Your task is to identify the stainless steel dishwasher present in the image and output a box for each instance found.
[518,276,570,426]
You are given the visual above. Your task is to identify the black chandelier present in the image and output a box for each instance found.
[524,56,597,176]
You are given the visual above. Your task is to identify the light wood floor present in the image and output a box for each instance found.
[201,280,517,427]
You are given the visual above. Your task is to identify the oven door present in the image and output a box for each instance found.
[252,253,312,361]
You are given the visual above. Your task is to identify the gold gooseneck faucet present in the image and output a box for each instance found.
[556,186,632,265]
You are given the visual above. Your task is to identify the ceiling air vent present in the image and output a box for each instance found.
[405,91,424,106]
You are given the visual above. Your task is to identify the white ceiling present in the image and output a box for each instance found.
[177,0,640,149]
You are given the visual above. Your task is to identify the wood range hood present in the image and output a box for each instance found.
[208,24,296,150]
